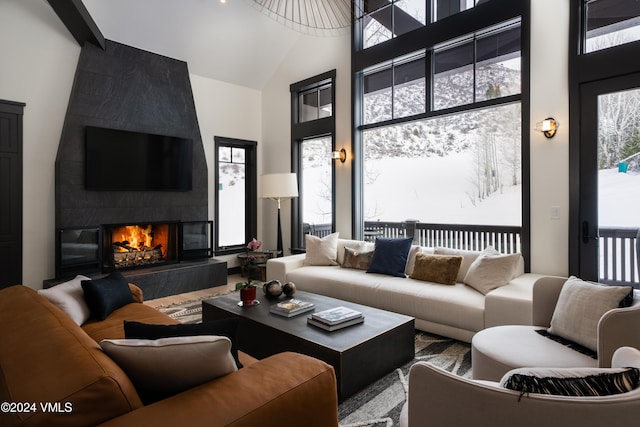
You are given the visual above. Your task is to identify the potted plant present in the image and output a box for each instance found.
[236,280,258,306]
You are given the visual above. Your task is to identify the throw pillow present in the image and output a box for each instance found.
[81,270,133,320]
[124,318,243,369]
[410,253,463,286]
[101,336,237,403]
[304,232,339,266]
[463,246,521,295]
[128,283,144,303]
[404,245,422,276]
[433,247,482,283]
[548,276,634,352]
[342,246,374,270]
[500,366,640,397]
[366,237,413,278]
[38,275,92,325]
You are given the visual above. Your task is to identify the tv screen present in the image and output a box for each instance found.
[85,126,193,191]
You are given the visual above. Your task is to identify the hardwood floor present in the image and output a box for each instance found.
[145,273,243,308]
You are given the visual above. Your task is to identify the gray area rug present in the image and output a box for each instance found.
[338,332,471,427]
[152,296,471,427]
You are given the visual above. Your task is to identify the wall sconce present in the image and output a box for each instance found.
[535,117,559,138]
[331,148,347,163]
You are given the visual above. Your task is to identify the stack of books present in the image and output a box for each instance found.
[307,306,364,331]
[269,299,315,317]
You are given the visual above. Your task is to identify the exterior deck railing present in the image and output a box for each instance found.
[598,226,639,287]
[303,221,639,287]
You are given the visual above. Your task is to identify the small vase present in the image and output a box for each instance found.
[240,287,256,305]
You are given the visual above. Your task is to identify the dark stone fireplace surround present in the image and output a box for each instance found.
[49,40,227,299]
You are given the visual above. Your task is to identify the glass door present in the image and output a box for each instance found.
[579,74,640,287]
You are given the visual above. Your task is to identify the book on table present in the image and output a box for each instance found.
[311,306,363,325]
[269,299,315,317]
[307,316,364,331]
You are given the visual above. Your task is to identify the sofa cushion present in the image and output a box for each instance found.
[433,247,482,282]
[463,246,521,295]
[342,246,374,270]
[548,276,634,352]
[500,366,640,397]
[367,237,413,278]
[38,274,92,325]
[304,232,339,266]
[124,318,243,369]
[410,253,462,285]
[101,336,238,403]
[82,271,134,320]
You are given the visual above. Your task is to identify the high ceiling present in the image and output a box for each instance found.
[81,0,306,90]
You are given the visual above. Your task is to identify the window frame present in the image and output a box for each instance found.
[290,70,337,251]
[213,136,257,255]
[352,0,531,270]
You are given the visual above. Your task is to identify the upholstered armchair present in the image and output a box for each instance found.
[472,277,640,381]
[399,347,640,427]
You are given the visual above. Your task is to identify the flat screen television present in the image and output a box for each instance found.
[85,126,193,191]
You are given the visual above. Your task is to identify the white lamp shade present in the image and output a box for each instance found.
[260,173,298,199]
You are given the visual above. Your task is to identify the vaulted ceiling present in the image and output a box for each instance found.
[80,0,306,90]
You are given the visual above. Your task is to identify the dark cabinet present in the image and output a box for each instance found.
[0,100,24,288]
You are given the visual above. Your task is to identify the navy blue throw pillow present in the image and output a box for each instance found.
[124,319,243,369]
[366,237,413,277]
[81,271,133,320]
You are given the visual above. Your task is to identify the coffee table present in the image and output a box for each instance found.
[202,290,415,401]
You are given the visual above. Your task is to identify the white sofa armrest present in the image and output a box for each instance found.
[266,254,306,283]
[485,274,566,328]
[402,360,640,427]
[598,301,640,367]
[531,275,567,327]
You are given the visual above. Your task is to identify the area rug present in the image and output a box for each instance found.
[147,292,231,324]
[149,296,471,427]
[338,332,471,427]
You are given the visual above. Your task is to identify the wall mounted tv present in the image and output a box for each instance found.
[85,126,193,191]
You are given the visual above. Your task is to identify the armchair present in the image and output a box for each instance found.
[472,277,640,381]
[399,347,640,427]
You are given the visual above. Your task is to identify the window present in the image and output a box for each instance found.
[359,0,492,50]
[214,137,257,254]
[583,0,640,53]
[354,0,528,264]
[363,103,521,225]
[291,71,337,250]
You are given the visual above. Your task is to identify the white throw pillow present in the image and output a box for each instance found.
[100,336,237,398]
[548,276,633,352]
[304,232,339,266]
[463,246,521,295]
[38,275,92,325]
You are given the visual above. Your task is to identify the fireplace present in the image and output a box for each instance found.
[102,222,179,272]
[55,221,213,278]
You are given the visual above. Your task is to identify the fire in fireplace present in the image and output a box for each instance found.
[102,222,179,271]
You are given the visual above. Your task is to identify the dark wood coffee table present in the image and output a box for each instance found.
[202,290,415,401]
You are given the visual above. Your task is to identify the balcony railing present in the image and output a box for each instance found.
[304,221,639,288]
[599,226,639,287]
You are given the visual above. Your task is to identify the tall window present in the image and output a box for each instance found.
[354,0,529,263]
[214,137,257,254]
[291,71,337,250]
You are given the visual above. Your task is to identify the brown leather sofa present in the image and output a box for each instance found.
[0,285,338,427]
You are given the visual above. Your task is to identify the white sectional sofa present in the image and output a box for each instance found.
[267,238,565,342]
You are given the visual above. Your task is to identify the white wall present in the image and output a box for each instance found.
[190,74,262,269]
[260,32,352,253]
[529,0,570,276]
[0,1,80,289]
